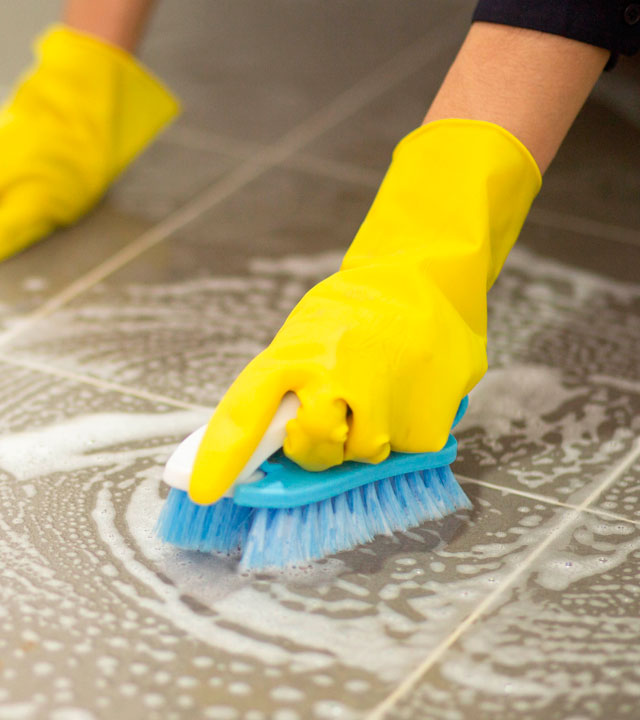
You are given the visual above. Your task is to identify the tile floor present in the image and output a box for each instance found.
[0,2,639,719]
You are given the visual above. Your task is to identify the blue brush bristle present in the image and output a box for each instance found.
[156,465,471,571]
[157,490,253,554]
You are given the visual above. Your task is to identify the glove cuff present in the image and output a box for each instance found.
[342,119,542,334]
[391,119,541,287]
[35,24,181,181]
[393,119,541,190]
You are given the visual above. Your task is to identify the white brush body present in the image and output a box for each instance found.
[163,392,301,497]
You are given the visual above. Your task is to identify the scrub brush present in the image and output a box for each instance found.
[156,393,471,570]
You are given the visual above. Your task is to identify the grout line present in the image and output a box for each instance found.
[458,474,640,527]
[528,207,640,249]
[293,153,640,252]
[562,504,640,526]
[283,150,640,252]
[457,473,582,509]
[0,354,212,413]
[368,438,640,720]
[0,19,461,350]
[163,124,262,159]
[165,122,386,187]
[287,153,383,188]
[1,355,636,526]
[164,127,385,189]
[0,159,283,347]
[162,119,640,256]
[5,360,636,517]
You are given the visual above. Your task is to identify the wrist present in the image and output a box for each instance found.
[424,23,608,173]
[63,0,155,53]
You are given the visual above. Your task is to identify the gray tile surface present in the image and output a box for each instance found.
[455,370,640,504]
[386,511,640,720]
[591,457,640,523]
[109,134,238,223]
[8,162,640,400]
[0,359,573,718]
[519,219,640,284]
[301,45,640,239]
[5,166,373,406]
[452,244,640,507]
[300,43,465,173]
[0,1,58,86]
[451,246,640,503]
[538,91,640,232]
[0,1,638,719]
[0,206,149,332]
[142,0,473,145]
[6,201,639,506]
[488,247,640,382]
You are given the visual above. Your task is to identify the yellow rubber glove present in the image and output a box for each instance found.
[189,119,541,505]
[0,25,180,261]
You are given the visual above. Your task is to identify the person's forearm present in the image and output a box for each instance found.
[424,22,609,174]
[63,0,156,52]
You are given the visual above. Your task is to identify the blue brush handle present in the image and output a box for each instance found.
[233,396,468,509]
[451,395,468,430]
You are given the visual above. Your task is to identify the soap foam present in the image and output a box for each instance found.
[2,243,639,717]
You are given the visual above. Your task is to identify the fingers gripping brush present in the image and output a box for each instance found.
[156,394,471,570]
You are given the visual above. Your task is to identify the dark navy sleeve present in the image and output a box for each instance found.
[472,0,640,69]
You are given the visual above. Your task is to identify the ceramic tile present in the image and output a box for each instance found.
[6,169,640,507]
[451,236,640,503]
[11,162,640,399]
[0,3,637,719]
[538,86,640,233]
[301,40,467,173]
[386,511,640,720]
[0,360,569,718]
[519,218,640,284]
[304,64,640,237]
[108,134,238,222]
[455,368,640,504]
[0,206,150,333]
[485,244,640,384]
[5,166,375,406]
[141,0,473,145]
[0,1,58,85]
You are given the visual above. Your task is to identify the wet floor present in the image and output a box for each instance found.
[1,2,640,719]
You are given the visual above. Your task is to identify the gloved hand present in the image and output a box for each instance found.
[0,25,179,261]
[189,119,541,505]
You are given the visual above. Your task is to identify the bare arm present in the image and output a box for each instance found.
[424,22,609,174]
[63,0,156,52]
